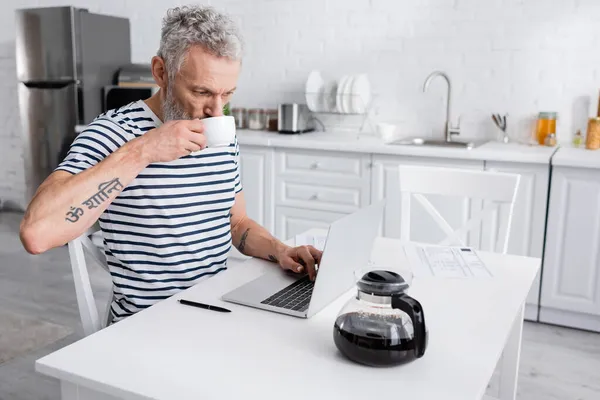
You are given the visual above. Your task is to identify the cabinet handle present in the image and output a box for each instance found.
[309,194,319,201]
[310,162,321,170]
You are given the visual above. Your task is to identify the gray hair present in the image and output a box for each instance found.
[157,5,243,80]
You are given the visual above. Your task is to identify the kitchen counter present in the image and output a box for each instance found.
[75,124,557,164]
[552,146,600,169]
[237,129,558,164]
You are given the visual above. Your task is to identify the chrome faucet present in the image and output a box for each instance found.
[423,71,460,142]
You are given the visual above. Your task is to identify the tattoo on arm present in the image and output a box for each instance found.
[238,228,250,253]
[65,177,123,223]
[65,206,84,223]
[268,254,278,263]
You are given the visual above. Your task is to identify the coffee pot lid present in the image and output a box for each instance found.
[357,270,409,296]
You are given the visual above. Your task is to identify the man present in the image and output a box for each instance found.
[19,5,322,322]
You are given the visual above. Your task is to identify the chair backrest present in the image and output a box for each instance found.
[398,165,521,254]
[68,223,112,336]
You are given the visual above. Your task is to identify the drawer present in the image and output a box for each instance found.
[276,149,371,185]
[276,180,368,213]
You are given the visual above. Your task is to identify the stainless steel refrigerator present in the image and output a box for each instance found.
[16,6,131,202]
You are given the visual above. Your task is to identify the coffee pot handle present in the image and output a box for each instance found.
[391,294,427,358]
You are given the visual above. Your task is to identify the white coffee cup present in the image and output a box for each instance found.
[201,116,236,147]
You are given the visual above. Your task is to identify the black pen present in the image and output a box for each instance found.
[178,299,231,313]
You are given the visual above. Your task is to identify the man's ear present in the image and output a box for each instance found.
[151,56,168,90]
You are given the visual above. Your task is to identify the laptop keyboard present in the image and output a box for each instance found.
[260,276,314,312]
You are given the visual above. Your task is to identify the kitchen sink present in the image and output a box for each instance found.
[388,137,483,150]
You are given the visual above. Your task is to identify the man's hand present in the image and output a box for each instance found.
[139,119,206,163]
[270,245,322,281]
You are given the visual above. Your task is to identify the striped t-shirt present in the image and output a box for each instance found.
[57,100,242,321]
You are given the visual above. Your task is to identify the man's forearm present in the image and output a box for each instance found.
[231,216,289,263]
[20,137,150,254]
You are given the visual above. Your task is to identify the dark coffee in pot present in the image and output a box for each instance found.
[333,312,419,367]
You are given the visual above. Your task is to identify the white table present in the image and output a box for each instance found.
[36,232,540,400]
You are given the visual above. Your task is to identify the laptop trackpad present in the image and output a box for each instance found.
[223,268,304,304]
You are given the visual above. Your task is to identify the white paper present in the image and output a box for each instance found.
[295,233,328,251]
[406,245,492,279]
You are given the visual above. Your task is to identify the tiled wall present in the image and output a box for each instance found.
[1,0,599,209]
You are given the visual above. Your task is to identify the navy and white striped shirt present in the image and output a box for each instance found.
[56,100,242,321]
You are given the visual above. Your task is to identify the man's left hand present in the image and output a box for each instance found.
[271,245,322,281]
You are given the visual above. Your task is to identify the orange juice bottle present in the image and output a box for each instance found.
[536,112,557,145]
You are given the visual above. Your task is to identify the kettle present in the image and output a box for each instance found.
[333,270,428,367]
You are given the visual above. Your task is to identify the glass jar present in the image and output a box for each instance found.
[536,112,557,145]
[265,109,278,132]
[247,109,266,130]
[231,108,247,129]
[573,130,584,148]
[544,132,557,147]
[586,117,600,150]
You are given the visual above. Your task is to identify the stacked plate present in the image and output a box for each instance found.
[305,70,371,114]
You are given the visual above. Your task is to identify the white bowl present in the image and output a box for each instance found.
[376,122,397,143]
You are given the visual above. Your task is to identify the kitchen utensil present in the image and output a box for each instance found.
[277,103,315,133]
[333,269,428,367]
[492,113,509,143]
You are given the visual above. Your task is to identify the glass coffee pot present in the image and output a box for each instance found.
[333,270,428,367]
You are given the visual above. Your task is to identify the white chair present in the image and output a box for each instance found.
[398,165,522,400]
[398,165,521,254]
[68,224,113,336]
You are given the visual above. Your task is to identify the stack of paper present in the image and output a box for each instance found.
[405,245,493,279]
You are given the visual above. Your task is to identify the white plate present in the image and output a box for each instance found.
[343,75,356,114]
[322,80,338,112]
[336,75,349,113]
[305,70,325,112]
[351,74,371,114]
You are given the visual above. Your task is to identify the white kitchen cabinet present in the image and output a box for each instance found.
[274,149,371,214]
[485,162,550,321]
[271,149,371,240]
[371,154,484,245]
[540,165,600,332]
[238,145,274,234]
[275,206,347,240]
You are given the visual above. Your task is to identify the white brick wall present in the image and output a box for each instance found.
[1,0,600,209]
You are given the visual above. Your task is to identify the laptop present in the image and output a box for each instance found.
[221,200,385,318]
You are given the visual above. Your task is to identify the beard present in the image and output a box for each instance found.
[161,84,191,121]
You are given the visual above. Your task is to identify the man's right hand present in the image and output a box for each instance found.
[139,119,206,163]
